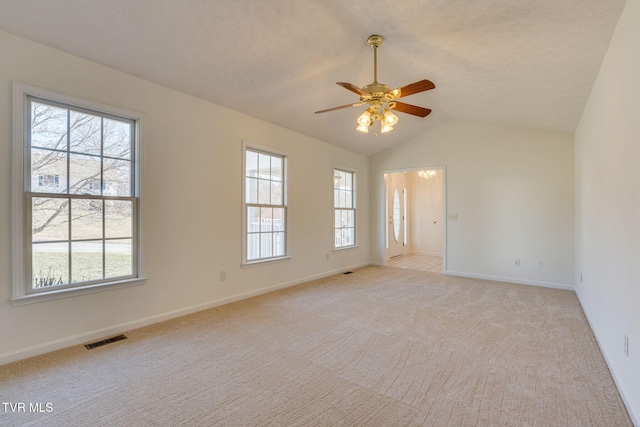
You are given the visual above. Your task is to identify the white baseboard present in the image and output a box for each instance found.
[576,292,639,427]
[445,270,574,291]
[410,250,442,257]
[0,262,370,366]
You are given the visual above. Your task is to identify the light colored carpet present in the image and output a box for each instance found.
[0,266,632,426]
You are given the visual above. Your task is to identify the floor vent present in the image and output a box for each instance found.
[343,271,353,275]
[84,334,127,350]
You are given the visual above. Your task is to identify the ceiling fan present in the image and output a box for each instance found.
[315,35,435,134]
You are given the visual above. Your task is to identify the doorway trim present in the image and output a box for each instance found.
[381,165,447,273]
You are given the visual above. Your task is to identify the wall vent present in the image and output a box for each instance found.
[84,334,127,350]
[343,271,353,275]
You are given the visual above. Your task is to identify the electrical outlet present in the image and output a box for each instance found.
[514,259,520,266]
[220,271,227,281]
[536,261,543,268]
[624,335,629,357]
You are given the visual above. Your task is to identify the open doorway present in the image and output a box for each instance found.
[384,167,446,273]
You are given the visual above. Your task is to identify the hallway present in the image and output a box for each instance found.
[386,254,443,273]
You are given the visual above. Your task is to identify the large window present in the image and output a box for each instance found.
[12,83,145,303]
[243,145,287,264]
[334,168,356,249]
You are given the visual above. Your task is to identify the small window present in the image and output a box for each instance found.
[11,83,146,304]
[37,174,60,189]
[243,145,287,264]
[334,168,356,249]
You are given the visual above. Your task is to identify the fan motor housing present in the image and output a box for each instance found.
[362,82,391,95]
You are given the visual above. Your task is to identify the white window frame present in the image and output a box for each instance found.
[11,82,146,305]
[333,166,357,250]
[241,141,289,267]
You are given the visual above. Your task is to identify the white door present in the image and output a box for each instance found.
[387,175,405,258]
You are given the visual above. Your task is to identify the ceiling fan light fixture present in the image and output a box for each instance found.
[381,123,394,134]
[383,109,399,126]
[356,123,370,133]
[357,109,373,126]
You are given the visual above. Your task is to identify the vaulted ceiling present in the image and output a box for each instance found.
[0,0,627,155]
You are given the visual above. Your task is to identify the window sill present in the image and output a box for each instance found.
[333,245,359,252]
[10,277,147,306]
[241,256,291,269]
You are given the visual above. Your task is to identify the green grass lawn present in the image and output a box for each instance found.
[32,252,132,288]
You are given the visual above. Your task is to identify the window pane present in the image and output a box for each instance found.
[71,240,103,283]
[31,102,68,150]
[335,189,343,208]
[333,170,342,191]
[104,118,131,159]
[105,239,132,278]
[258,153,271,178]
[32,242,69,288]
[258,179,271,204]
[248,207,260,232]
[273,232,285,257]
[344,172,352,191]
[340,210,348,228]
[32,197,69,242]
[345,209,355,227]
[246,177,258,203]
[271,156,283,182]
[246,150,258,177]
[334,210,341,229]
[272,208,285,231]
[105,200,132,239]
[260,208,273,232]
[70,111,101,155]
[71,199,103,240]
[69,153,101,195]
[344,190,353,209]
[345,228,355,246]
[104,158,131,196]
[271,181,282,205]
[247,233,260,261]
[335,229,342,248]
[31,149,67,193]
[261,233,273,259]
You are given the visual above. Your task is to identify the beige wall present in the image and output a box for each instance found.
[0,31,369,363]
[575,0,640,421]
[371,121,574,289]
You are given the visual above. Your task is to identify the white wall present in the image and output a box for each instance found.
[408,170,443,256]
[370,121,574,289]
[574,0,640,422]
[0,31,369,363]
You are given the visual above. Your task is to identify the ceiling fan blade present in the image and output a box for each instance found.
[315,102,364,114]
[391,101,432,117]
[336,82,367,96]
[390,79,436,99]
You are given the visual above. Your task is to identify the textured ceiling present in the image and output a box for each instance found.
[0,0,627,156]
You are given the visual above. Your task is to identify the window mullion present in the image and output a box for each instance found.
[66,108,72,285]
